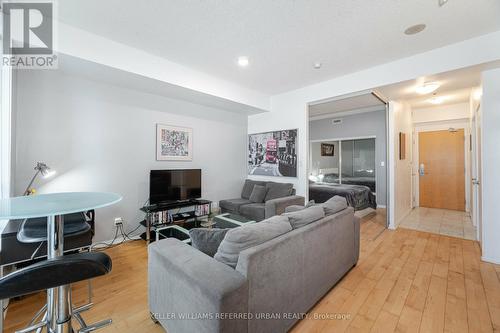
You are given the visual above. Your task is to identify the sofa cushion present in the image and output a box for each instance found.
[214,215,292,268]
[219,198,252,213]
[241,179,267,199]
[264,182,294,201]
[249,185,267,203]
[189,228,230,257]
[284,205,304,213]
[239,203,266,221]
[320,196,348,215]
[283,205,325,229]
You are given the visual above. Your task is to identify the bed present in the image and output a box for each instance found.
[309,182,377,211]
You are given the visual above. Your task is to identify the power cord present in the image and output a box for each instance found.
[91,220,144,251]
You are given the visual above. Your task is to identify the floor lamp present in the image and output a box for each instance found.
[23,162,56,196]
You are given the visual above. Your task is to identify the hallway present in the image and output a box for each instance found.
[400,207,476,240]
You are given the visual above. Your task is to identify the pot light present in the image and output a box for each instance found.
[404,24,426,35]
[313,62,322,69]
[237,56,249,67]
[429,96,445,104]
[416,82,440,95]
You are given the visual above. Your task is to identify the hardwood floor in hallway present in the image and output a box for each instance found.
[4,216,499,333]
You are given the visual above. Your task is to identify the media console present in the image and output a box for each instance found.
[139,199,212,243]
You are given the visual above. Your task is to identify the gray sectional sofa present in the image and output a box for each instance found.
[148,196,360,333]
[219,179,305,221]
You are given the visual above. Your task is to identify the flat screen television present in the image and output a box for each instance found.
[149,169,201,204]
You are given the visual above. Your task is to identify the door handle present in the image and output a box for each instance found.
[472,179,481,185]
[419,163,425,176]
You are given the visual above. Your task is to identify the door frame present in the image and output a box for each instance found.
[412,119,470,211]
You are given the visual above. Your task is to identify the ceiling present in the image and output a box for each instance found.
[57,0,500,95]
[309,92,386,119]
[377,61,500,108]
[57,54,266,115]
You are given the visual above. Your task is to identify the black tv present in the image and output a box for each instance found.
[149,169,201,204]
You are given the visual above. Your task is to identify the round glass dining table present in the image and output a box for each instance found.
[0,192,122,333]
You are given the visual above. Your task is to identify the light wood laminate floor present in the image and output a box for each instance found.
[4,215,500,333]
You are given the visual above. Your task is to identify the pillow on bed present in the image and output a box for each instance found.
[320,196,348,215]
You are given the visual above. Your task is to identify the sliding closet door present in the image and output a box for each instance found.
[340,138,376,192]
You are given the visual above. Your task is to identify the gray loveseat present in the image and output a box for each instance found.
[219,179,305,221]
[149,197,360,333]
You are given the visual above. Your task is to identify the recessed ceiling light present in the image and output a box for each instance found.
[439,0,449,7]
[429,96,445,104]
[313,62,322,69]
[237,56,249,67]
[404,24,426,35]
[416,82,440,95]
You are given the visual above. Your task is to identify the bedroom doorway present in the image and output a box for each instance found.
[418,129,465,211]
[307,91,389,231]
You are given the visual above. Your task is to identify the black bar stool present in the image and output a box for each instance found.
[0,252,112,333]
[7,212,112,333]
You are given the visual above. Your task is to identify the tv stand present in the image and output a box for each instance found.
[140,199,212,243]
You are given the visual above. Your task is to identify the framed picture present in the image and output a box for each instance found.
[248,129,298,177]
[321,143,335,156]
[156,124,193,161]
[399,132,406,160]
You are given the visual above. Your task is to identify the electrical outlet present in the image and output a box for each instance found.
[114,217,123,226]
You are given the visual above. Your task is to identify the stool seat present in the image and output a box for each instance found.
[17,212,91,243]
[0,252,112,299]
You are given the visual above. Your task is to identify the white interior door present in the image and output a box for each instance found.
[472,105,482,244]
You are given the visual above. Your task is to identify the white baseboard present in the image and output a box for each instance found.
[481,256,500,265]
[377,205,387,209]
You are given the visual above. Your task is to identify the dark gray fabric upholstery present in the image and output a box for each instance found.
[241,180,267,199]
[148,239,248,333]
[283,205,325,229]
[219,198,252,214]
[264,182,294,201]
[249,185,267,203]
[214,215,291,268]
[189,228,229,257]
[239,203,266,221]
[320,195,348,215]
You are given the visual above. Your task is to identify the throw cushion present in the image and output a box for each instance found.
[264,182,294,201]
[249,185,267,203]
[241,179,266,199]
[305,200,316,208]
[214,215,292,268]
[284,205,304,213]
[189,228,229,257]
[283,205,325,229]
[320,196,348,215]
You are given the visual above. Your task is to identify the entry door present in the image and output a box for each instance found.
[419,129,465,211]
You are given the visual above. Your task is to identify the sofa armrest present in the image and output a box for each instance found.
[265,195,305,218]
[148,238,248,333]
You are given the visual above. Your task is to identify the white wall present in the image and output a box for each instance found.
[412,102,469,123]
[14,69,248,242]
[389,102,413,227]
[480,68,500,264]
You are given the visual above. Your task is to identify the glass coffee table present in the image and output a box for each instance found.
[212,213,256,229]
